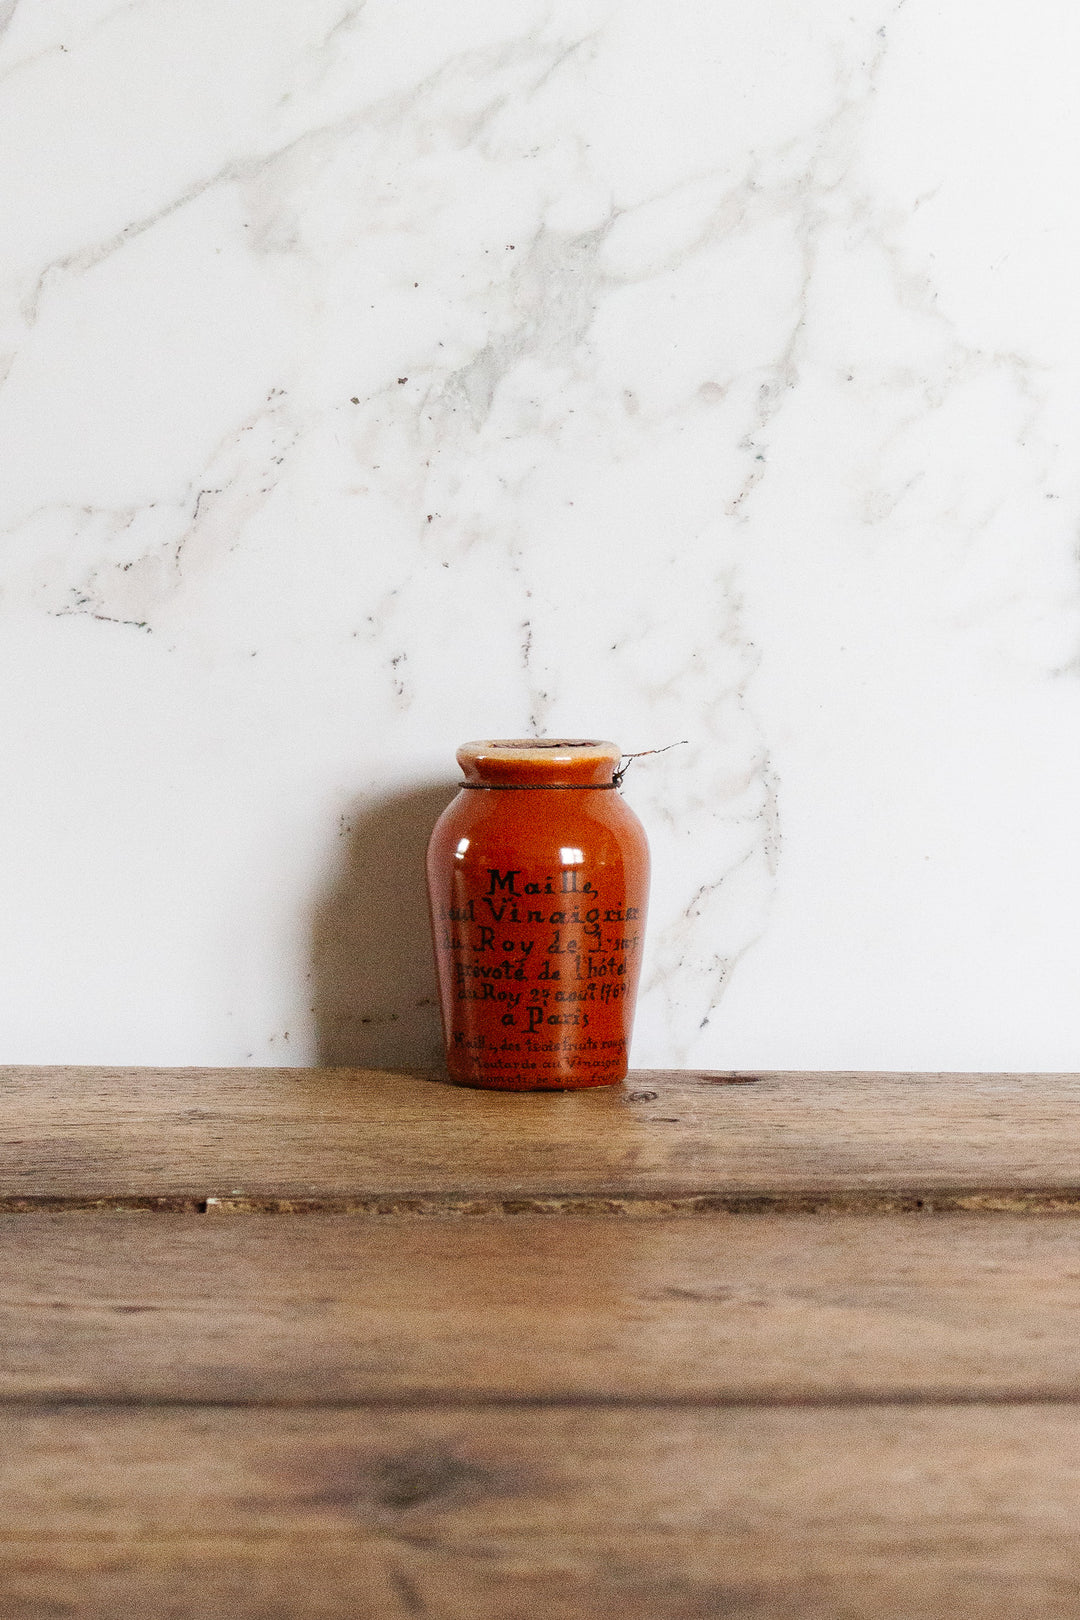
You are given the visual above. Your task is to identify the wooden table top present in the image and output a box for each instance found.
[5,1065,1080,1618]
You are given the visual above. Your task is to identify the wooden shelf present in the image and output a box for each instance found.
[3,1067,1080,1617]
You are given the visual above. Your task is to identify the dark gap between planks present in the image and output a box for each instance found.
[4,1189,1080,1215]
[6,1389,1080,1411]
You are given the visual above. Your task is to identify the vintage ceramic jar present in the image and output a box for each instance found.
[426,739,650,1089]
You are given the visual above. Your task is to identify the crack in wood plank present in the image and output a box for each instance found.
[3,1188,1080,1214]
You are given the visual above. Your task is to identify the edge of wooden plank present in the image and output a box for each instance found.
[5,1067,1080,1205]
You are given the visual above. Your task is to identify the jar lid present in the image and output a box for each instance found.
[456,738,621,788]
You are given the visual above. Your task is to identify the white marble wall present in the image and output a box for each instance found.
[2,0,1079,1070]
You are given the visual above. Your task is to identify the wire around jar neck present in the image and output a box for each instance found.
[456,738,621,790]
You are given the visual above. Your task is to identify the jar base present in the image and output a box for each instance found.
[440,1069,625,1092]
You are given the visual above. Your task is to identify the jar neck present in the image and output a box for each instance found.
[456,738,621,790]
[461,782,617,790]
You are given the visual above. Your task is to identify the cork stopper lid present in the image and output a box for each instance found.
[456,738,621,788]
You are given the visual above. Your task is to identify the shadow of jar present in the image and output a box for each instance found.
[310,780,457,1069]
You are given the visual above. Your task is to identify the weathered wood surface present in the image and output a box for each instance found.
[5,1067,1080,1618]
[3,1066,1080,1203]
[7,1404,1080,1619]
[5,1210,1080,1405]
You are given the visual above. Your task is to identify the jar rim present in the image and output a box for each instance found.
[456,738,621,786]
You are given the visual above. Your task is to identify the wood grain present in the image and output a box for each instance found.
[6,1404,1080,1619]
[5,1068,1080,1617]
[4,1210,1080,1405]
[3,1066,1080,1204]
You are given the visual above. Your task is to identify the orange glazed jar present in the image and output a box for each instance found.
[426,739,650,1089]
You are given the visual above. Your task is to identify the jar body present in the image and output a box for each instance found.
[426,740,650,1089]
